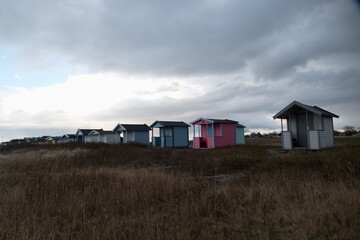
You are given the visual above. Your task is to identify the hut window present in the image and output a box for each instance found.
[153,128,160,137]
[313,114,324,130]
[207,125,213,137]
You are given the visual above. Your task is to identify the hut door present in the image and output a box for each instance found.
[296,113,308,147]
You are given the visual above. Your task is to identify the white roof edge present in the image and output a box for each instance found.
[88,130,100,135]
[113,123,126,132]
[273,100,324,119]
[190,117,213,124]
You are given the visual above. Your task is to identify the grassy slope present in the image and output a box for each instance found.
[0,138,359,239]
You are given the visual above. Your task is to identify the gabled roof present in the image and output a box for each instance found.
[191,117,238,125]
[46,136,61,141]
[76,129,103,136]
[313,106,340,118]
[61,134,76,139]
[273,101,339,119]
[114,123,151,132]
[88,129,114,135]
[150,120,190,128]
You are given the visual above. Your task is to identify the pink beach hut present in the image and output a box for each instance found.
[191,117,241,149]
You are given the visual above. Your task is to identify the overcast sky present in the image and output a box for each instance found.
[1,0,360,141]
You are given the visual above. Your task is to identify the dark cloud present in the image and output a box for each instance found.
[89,82,285,127]
[289,68,360,103]
[3,0,356,77]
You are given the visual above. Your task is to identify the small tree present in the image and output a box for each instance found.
[343,126,355,131]
[343,126,357,136]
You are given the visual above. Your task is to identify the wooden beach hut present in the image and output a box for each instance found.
[273,101,339,150]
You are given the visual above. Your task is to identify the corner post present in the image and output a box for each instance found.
[306,109,309,147]
[193,124,195,148]
[212,123,215,149]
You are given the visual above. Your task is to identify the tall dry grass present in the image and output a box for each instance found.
[0,138,359,239]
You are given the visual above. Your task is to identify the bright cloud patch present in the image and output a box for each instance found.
[0,73,205,129]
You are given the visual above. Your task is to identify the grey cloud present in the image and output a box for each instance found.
[91,63,358,130]
[1,0,351,77]
[252,1,360,79]
[288,68,360,107]
[92,82,287,125]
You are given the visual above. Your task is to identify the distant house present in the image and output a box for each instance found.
[35,136,49,145]
[191,117,244,149]
[113,124,151,144]
[75,129,102,143]
[24,137,38,144]
[273,100,339,150]
[45,136,61,144]
[150,120,190,148]
[58,134,76,144]
[87,129,118,144]
[9,138,30,145]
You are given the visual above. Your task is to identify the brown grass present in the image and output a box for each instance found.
[0,138,359,239]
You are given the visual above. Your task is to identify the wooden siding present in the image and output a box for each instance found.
[86,135,99,143]
[123,131,133,143]
[308,131,320,150]
[160,128,165,146]
[289,113,297,138]
[152,137,161,147]
[124,131,147,143]
[115,133,121,143]
[133,131,150,144]
[201,125,207,138]
[173,127,189,147]
[196,125,210,148]
[236,127,245,144]
[103,133,118,144]
[215,123,236,148]
[319,117,334,148]
[296,113,308,147]
[213,123,222,136]
[307,112,314,130]
[282,131,292,150]
[193,137,201,148]
[165,136,174,147]
[153,127,188,148]
[313,114,323,130]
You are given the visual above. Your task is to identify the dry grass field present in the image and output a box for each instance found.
[0,137,359,239]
